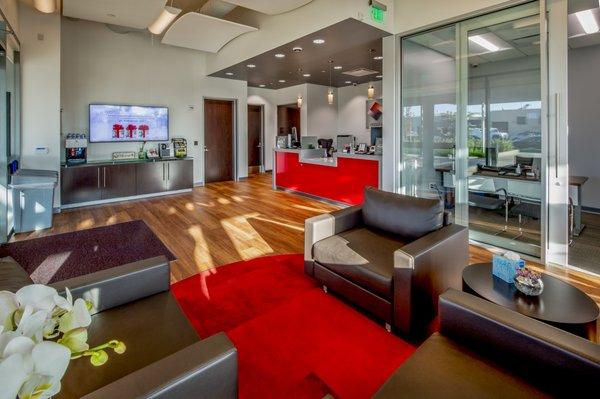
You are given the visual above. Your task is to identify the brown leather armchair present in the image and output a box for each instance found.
[375,289,600,398]
[0,255,237,399]
[305,187,469,337]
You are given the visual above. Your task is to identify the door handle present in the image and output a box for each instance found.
[554,92,559,179]
[204,146,209,152]
[103,167,106,188]
[167,162,170,181]
[257,143,263,148]
[97,167,100,188]
[162,163,165,181]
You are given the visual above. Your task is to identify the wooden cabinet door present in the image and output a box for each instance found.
[166,160,193,191]
[61,166,102,205]
[136,162,166,195]
[101,164,136,200]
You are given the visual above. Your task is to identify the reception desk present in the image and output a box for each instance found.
[273,148,381,205]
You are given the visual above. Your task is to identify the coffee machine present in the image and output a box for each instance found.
[159,143,171,158]
[65,133,88,165]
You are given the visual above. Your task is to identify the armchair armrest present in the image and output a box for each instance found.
[393,224,468,336]
[82,332,238,399]
[439,289,599,394]
[304,206,362,275]
[51,256,170,314]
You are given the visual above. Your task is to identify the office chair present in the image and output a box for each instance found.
[468,176,510,235]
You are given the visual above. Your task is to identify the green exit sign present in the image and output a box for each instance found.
[371,6,385,23]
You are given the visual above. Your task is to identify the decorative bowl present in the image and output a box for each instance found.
[514,268,544,296]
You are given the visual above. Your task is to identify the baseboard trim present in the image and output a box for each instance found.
[60,189,193,210]
[582,206,600,214]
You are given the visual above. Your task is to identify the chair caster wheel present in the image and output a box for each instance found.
[385,323,392,333]
[322,285,328,294]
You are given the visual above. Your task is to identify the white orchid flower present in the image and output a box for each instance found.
[17,341,71,399]
[58,298,91,333]
[15,285,58,314]
[53,288,73,312]
[0,353,30,399]
[0,291,18,330]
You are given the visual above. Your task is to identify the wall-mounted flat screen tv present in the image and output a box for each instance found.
[89,104,169,142]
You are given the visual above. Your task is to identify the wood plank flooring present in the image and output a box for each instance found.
[12,172,599,336]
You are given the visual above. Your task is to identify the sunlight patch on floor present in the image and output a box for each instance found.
[217,197,231,205]
[220,213,273,260]
[188,225,215,273]
[250,215,304,232]
[76,218,94,230]
[293,204,334,213]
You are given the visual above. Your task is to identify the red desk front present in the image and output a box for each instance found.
[274,151,380,205]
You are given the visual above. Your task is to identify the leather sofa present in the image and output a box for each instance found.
[374,289,600,398]
[0,255,237,399]
[305,187,469,337]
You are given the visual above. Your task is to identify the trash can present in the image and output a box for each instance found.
[10,169,58,233]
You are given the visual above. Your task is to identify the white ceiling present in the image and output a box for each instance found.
[162,12,257,53]
[222,0,312,15]
[63,0,167,29]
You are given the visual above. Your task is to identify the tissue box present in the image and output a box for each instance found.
[492,254,525,283]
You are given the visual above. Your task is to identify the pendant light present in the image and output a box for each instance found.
[327,60,334,105]
[34,0,56,13]
[297,67,304,109]
[367,49,376,100]
[149,1,182,35]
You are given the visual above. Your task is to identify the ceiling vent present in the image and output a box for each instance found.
[342,67,379,77]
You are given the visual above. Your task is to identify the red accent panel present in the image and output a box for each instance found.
[275,152,379,205]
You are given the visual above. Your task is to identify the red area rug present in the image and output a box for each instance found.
[171,254,415,398]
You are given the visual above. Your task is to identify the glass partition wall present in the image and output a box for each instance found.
[401,2,543,257]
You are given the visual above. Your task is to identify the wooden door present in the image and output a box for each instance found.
[101,164,136,200]
[136,162,166,195]
[61,166,101,205]
[204,99,234,183]
[248,105,262,174]
[166,160,193,191]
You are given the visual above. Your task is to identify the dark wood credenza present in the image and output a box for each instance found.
[61,158,193,207]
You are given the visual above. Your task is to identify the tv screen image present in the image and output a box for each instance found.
[89,104,169,142]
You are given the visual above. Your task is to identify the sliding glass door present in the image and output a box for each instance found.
[401,2,547,258]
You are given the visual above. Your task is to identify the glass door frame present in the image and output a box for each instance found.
[398,0,572,266]
[455,2,545,258]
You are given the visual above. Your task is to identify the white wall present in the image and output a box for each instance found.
[61,18,249,184]
[569,45,600,209]
[306,84,338,139]
[338,81,383,144]
[207,0,395,75]
[19,4,61,205]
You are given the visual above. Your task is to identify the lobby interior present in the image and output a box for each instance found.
[0,1,598,398]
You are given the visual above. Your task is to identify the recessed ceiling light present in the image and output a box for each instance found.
[575,10,599,34]
[275,53,286,58]
[345,81,352,84]
[334,66,342,70]
[259,84,266,87]
[313,38,325,44]
[292,46,303,52]
[376,75,383,78]
[373,56,383,60]
[246,64,256,68]
[225,72,234,76]
[468,35,500,52]
[303,73,311,77]
[278,79,286,83]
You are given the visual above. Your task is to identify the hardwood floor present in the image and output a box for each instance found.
[12,172,599,324]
